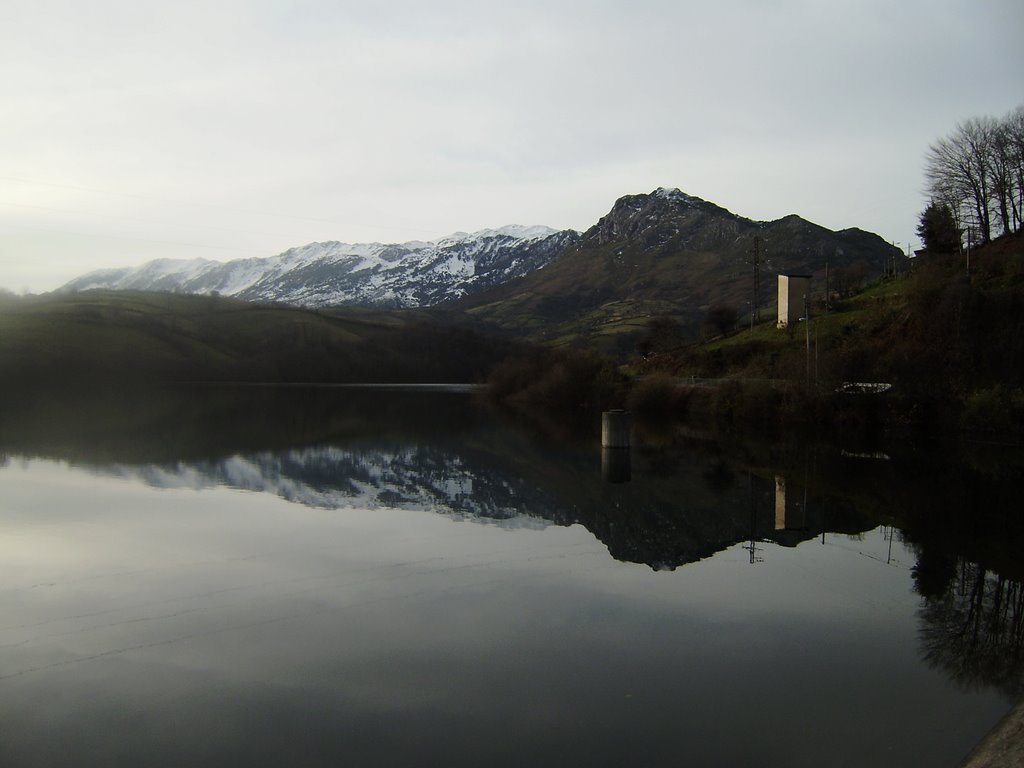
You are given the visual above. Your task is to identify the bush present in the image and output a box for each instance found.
[961,387,1024,435]
[484,346,628,413]
[627,374,690,418]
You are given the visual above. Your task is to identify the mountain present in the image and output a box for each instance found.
[456,188,902,352]
[60,225,580,309]
[57,187,901,354]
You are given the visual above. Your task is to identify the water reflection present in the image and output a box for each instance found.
[2,385,1022,577]
[600,446,631,483]
[916,557,1024,697]
[2,384,1024,765]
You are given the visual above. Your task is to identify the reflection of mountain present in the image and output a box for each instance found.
[6,384,1024,710]
[4,384,1023,583]
[101,445,557,530]
[80,433,875,572]
[1,384,886,570]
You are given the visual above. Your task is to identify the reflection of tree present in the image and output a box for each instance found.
[917,558,1024,696]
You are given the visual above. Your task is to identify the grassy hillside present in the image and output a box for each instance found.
[0,290,510,389]
[625,230,1024,436]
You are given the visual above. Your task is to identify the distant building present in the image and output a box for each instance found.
[777,274,811,328]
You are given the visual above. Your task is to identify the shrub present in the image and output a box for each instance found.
[961,387,1024,435]
[484,346,628,413]
[627,374,690,419]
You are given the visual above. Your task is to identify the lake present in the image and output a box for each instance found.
[1,385,1021,767]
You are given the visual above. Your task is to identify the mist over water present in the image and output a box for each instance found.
[0,386,1021,767]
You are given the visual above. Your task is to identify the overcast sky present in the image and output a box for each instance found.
[2,0,1022,293]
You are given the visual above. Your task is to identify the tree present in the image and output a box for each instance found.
[832,263,868,299]
[1005,106,1024,232]
[991,120,1016,236]
[637,316,684,357]
[925,119,994,242]
[704,303,738,338]
[924,105,1024,244]
[916,201,961,254]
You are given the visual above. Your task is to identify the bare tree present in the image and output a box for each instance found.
[925,118,996,242]
[925,106,1024,243]
[991,120,1016,236]
[1005,106,1024,232]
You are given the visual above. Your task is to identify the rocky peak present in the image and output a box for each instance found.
[652,187,700,205]
[584,187,751,249]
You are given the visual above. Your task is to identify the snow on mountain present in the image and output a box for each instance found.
[60,225,579,309]
[653,186,701,205]
[95,444,555,531]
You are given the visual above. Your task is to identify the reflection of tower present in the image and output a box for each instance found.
[773,475,807,531]
[774,476,786,531]
[601,448,631,483]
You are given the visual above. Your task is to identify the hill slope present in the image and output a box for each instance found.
[630,230,1024,435]
[0,291,511,388]
[457,188,900,353]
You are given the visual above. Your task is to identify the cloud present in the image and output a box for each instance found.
[1,0,1022,290]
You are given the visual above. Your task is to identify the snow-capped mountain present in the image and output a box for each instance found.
[60,225,580,308]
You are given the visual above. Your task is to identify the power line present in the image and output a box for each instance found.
[749,235,763,323]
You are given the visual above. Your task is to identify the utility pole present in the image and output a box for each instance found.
[966,227,973,277]
[833,246,843,308]
[746,472,763,564]
[819,244,829,318]
[814,324,819,386]
[804,294,810,387]
[750,236,762,325]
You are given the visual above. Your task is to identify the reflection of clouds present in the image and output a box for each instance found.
[917,559,1024,697]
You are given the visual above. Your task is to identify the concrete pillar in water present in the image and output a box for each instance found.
[601,410,632,483]
[601,410,632,448]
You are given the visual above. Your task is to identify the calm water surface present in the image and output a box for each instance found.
[0,386,1021,767]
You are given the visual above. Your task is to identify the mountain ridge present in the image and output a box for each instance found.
[57,187,901,351]
[60,225,580,309]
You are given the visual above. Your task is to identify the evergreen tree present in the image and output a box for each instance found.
[916,201,961,254]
